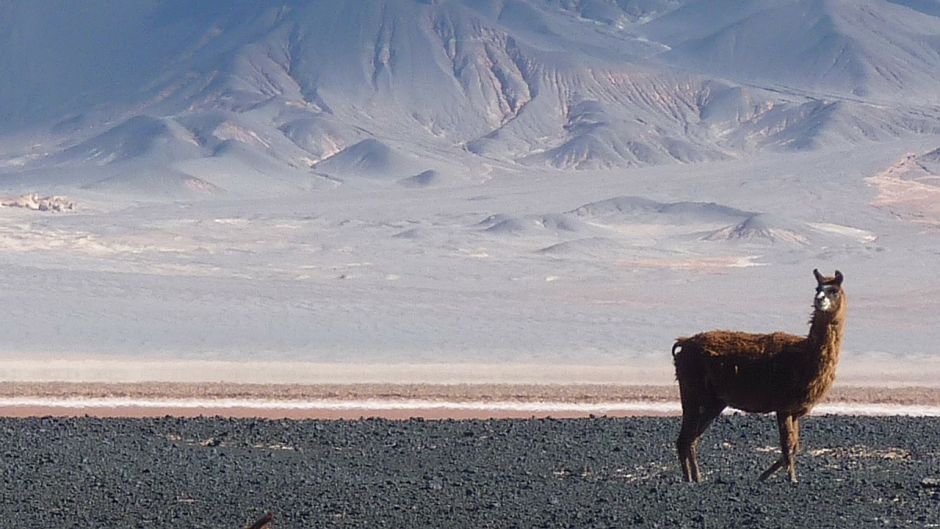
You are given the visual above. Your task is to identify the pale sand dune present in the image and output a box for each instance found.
[0,360,675,385]
[2,357,939,387]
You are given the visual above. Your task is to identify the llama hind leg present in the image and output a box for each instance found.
[677,414,697,482]
[677,400,725,482]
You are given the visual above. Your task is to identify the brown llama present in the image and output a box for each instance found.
[672,269,846,483]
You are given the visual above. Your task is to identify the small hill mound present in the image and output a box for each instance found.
[704,214,808,244]
[82,168,221,199]
[537,237,627,257]
[920,147,940,172]
[398,170,442,188]
[570,196,751,225]
[483,216,537,236]
[315,139,429,181]
[59,116,203,165]
[279,115,363,162]
[479,213,592,237]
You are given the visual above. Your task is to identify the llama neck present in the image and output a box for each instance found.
[806,306,846,374]
[798,303,846,407]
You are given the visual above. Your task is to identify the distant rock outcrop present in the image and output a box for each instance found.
[1,193,75,212]
[867,148,940,223]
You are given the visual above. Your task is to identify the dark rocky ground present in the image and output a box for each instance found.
[1,415,938,528]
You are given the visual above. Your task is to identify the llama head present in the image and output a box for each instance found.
[813,269,844,313]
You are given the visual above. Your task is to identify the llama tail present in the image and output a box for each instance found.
[672,339,690,378]
[672,337,699,364]
[672,339,686,359]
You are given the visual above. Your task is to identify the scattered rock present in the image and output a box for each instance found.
[426,477,443,491]
[921,477,940,488]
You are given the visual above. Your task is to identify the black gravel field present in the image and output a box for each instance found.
[1,415,939,528]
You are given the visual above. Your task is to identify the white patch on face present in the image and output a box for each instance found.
[815,286,837,311]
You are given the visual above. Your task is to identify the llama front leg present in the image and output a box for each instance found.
[786,416,801,482]
[760,413,799,482]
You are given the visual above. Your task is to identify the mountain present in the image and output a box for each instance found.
[2,0,940,197]
[644,0,940,101]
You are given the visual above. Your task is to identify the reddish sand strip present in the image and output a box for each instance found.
[0,405,674,420]
[3,382,939,406]
[5,403,940,420]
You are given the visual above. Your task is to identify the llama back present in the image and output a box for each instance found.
[675,331,803,359]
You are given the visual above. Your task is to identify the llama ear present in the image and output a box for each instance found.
[834,270,843,285]
[813,268,823,283]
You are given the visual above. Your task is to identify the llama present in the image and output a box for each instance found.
[672,269,846,483]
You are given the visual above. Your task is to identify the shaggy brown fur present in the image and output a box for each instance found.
[673,269,846,482]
